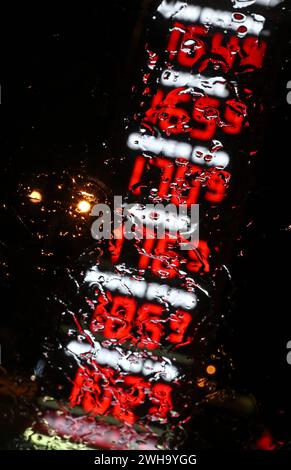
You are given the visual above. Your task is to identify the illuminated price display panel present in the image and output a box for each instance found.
[40,0,286,450]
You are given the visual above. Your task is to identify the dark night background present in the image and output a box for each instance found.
[0,0,291,449]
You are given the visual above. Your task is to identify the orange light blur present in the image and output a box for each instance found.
[197,378,206,388]
[206,365,216,376]
[28,190,42,203]
[77,200,91,213]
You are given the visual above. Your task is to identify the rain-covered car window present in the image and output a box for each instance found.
[0,0,291,459]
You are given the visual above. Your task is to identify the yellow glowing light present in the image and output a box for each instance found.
[28,190,42,203]
[206,365,216,376]
[23,428,93,450]
[197,378,206,388]
[77,200,91,213]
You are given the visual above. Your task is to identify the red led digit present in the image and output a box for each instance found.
[128,156,147,195]
[143,88,191,136]
[239,36,267,71]
[178,25,207,68]
[90,294,136,341]
[112,376,148,424]
[70,366,114,416]
[136,303,164,350]
[69,367,87,408]
[199,33,240,73]
[151,238,181,279]
[149,383,173,420]
[204,169,231,204]
[167,22,185,62]
[158,107,191,136]
[158,87,191,112]
[139,238,156,270]
[108,225,125,264]
[139,238,181,279]
[104,295,136,340]
[130,156,175,200]
[223,99,247,134]
[90,292,112,334]
[186,240,210,273]
[167,309,192,346]
[142,89,165,131]
[108,237,124,264]
[81,369,114,416]
[190,96,220,141]
[154,157,175,197]
[167,23,207,68]
[171,163,202,206]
